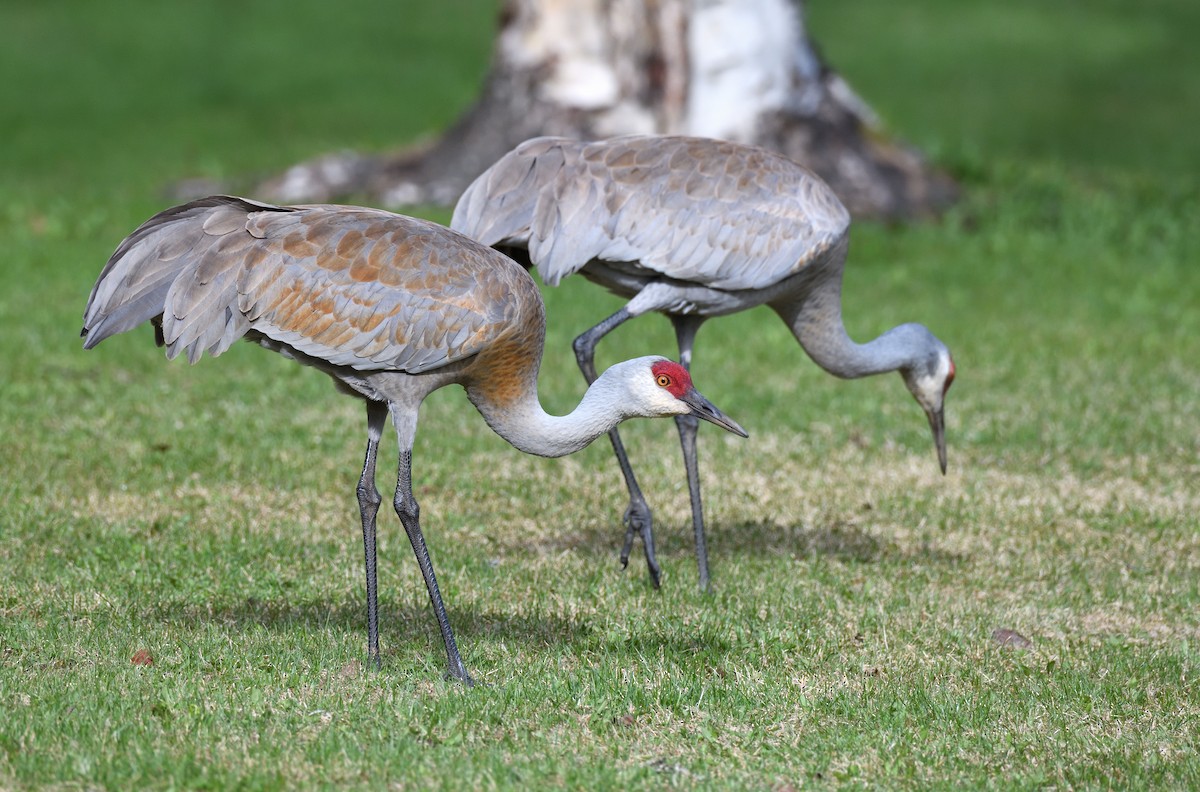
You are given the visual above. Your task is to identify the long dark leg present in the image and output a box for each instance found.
[671,316,712,591]
[357,401,388,668]
[573,306,661,588]
[389,404,473,686]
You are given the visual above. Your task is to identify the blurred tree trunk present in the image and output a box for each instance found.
[259,0,955,219]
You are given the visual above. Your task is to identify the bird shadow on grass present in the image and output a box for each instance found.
[149,596,746,666]
[713,519,968,566]
[141,573,780,662]
[524,513,967,567]
[135,520,963,662]
[147,594,598,652]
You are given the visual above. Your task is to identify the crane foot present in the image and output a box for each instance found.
[621,501,661,589]
[444,665,476,688]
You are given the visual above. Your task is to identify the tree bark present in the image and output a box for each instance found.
[258,0,956,220]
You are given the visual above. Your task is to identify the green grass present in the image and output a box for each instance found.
[2,0,1199,788]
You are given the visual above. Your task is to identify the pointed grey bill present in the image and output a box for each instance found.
[679,388,749,438]
[927,406,947,474]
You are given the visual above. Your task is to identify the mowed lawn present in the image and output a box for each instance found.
[1,0,1198,788]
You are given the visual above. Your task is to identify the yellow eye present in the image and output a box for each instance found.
[656,374,672,387]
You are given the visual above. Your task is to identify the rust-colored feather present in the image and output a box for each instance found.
[82,197,539,379]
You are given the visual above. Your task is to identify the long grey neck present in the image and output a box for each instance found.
[774,270,917,381]
[468,369,633,459]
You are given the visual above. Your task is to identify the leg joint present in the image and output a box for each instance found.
[357,480,382,509]
[393,490,419,523]
[572,332,592,360]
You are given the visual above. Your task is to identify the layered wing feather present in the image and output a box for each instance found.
[451,135,851,291]
[83,196,526,373]
[451,136,581,271]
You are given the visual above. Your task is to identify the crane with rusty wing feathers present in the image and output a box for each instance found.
[453,135,955,591]
[81,195,747,685]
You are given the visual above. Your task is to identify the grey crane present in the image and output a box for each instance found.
[452,134,955,590]
[80,195,747,686]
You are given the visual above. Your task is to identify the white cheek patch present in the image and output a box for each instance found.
[628,368,685,415]
[915,353,953,406]
[654,384,692,416]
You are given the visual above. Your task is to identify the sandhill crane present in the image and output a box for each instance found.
[80,195,747,686]
[453,134,955,591]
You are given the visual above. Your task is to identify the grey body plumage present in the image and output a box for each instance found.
[453,135,955,589]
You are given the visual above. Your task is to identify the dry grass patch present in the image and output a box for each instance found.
[77,477,350,543]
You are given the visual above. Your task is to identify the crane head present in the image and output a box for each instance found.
[651,359,749,437]
[610,358,748,437]
[899,336,955,474]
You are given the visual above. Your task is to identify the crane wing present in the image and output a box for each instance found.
[82,196,276,361]
[452,135,851,292]
[238,208,518,373]
[450,136,581,271]
[83,197,521,373]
